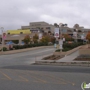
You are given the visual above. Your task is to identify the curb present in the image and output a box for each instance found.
[0,46,53,55]
[34,61,90,67]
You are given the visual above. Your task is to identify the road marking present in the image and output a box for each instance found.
[31,76,47,83]
[5,69,29,82]
[26,71,66,84]
[17,76,29,82]
[44,74,75,85]
[28,71,75,85]
[0,71,12,80]
[17,70,66,85]
[16,71,47,83]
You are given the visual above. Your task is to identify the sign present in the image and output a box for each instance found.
[2,33,6,39]
[63,38,65,41]
[39,33,42,39]
[60,45,63,49]
[54,28,59,37]
[73,31,77,37]
[59,39,63,45]
[81,35,84,40]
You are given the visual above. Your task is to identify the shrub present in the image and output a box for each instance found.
[23,35,31,44]
[1,47,7,51]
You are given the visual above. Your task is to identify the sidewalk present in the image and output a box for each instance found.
[35,50,90,66]
[56,50,79,62]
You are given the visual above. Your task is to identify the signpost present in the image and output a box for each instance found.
[59,39,63,52]
[54,28,59,38]
[73,31,77,42]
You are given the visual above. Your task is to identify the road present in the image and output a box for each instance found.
[0,46,55,67]
[0,46,89,90]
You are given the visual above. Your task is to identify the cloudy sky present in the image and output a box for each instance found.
[0,0,90,32]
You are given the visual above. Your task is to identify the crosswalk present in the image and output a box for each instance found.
[0,69,75,85]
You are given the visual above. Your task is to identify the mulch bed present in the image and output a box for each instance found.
[74,58,90,61]
[42,55,64,60]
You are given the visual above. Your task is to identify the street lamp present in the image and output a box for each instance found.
[1,27,4,52]
[59,23,63,53]
[73,29,78,43]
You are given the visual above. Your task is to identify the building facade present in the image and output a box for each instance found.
[21,21,55,33]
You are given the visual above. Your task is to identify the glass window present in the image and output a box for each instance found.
[46,27,51,29]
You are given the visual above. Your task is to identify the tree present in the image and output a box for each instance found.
[23,35,30,44]
[33,34,39,43]
[40,36,50,44]
[63,34,74,41]
[50,37,56,44]
[54,23,59,27]
[86,32,90,42]
[86,32,90,48]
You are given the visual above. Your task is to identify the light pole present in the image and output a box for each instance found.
[73,29,78,43]
[1,27,4,52]
[76,29,78,42]
[59,23,63,53]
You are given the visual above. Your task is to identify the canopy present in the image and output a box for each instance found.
[6,41,14,45]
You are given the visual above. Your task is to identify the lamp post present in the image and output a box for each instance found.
[1,27,4,52]
[59,23,63,53]
[73,29,78,43]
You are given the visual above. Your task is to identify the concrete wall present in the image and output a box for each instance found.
[79,49,90,55]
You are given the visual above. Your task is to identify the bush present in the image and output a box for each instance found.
[2,47,7,51]
[13,42,49,50]
[56,42,83,52]
[13,45,20,49]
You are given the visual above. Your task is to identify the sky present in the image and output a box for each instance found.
[0,0,90,33]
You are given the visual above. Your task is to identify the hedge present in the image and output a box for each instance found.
[13,42,48,50]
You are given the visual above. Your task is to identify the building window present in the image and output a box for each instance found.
[46,27,51,29]
[78,30,82,32]
[62,29,67,33]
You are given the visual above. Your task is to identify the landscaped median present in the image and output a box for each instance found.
[42,43,85,60]
[54,45,82,56]
[0,46,53,55]
[34,45,89,66]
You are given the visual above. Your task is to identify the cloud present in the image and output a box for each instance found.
[0,0,90,34]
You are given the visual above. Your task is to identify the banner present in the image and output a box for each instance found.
[54,28,59,38]
[39,33,42,39]
[2,33,6,39]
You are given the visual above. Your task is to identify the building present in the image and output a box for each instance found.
[0,22,90,45]
[7,29,31,35]
[60,24,90,39]
[21,21,55,33]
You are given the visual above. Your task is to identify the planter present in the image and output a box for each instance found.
[54,46,82,56]
[79,48,90,55]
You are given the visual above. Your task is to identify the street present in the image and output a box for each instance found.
[0,46,89,90]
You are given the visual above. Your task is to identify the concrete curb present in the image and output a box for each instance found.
[34,61,90,67]
[0,46,53,55]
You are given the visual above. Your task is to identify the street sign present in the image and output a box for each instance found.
[54,28,59,37]
[39,33,42,39]
[59,39,63,45]
[2,33,6,39]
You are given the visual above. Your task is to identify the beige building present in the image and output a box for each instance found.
[0,22,90,45]
[21,21,55,33]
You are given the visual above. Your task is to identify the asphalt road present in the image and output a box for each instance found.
[0,46,90,90]
[0,46,55,67]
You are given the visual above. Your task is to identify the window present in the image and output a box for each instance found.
[46,27,51,29]
[62,29,67,33]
